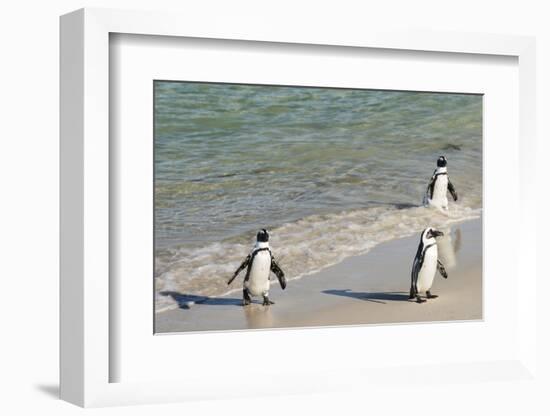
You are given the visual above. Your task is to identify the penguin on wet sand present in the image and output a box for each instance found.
[409,227,448,303]
[228,229,286,306]
[424,155,458,210]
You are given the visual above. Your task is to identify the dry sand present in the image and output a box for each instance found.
[155,218,482,333]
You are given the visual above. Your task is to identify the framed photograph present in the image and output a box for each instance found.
[60,8,537,407]
[152,80,483,334]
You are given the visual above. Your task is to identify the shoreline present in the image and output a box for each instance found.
[155,217,482,333]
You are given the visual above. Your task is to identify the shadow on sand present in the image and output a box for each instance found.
[322,289,410,304]
[160,291,243,309]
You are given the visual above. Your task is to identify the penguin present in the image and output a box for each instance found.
[423,155,458,210]
[227,229,286,306]
[409,227,448,303]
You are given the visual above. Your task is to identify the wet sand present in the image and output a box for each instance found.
[155,218,482,333]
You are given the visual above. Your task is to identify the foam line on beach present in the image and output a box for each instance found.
[155,204,481,313]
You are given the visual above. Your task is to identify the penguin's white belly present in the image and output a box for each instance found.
[244,251,271,296]
[417,247,438,293]
[430,176,449,208]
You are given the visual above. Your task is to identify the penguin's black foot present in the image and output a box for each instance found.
[262,297,275,306]
[242,289,252,306]
[416,296,426,304]
[426,291,438,299]
[408,291,416,300]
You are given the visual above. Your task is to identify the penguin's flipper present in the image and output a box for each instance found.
[437,259,448,279]
[410,245,423,298]
[228,254,251,285]
[448,179,458,201]
[270,257,287,290]
[410,262,420,299]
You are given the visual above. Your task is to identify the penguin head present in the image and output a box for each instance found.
[437,155,447,168]
[256,228,269,243]
[422,227,444,243]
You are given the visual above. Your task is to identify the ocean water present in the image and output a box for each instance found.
[154,81,482,312]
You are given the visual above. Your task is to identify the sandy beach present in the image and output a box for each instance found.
[155,217,482,333]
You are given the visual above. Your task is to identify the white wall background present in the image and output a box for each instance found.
[0,0,548,414]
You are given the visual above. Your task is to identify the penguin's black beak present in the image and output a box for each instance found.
[432,230,444,238]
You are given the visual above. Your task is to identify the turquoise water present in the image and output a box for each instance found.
[154,81,482,312]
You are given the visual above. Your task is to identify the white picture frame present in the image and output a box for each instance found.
[60,8,537,408]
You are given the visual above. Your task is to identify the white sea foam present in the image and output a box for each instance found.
[155,202,481,313]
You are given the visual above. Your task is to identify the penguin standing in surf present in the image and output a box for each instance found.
[423,155,458,210]
[228,229,286,306]
[409,227,448,303]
